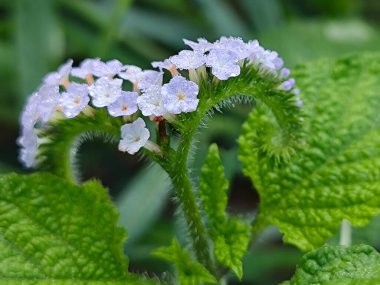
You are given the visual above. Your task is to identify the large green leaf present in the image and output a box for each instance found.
[239,53,380,251]
[0,173,157,284]
[283,245,380,285]
[152,239,216,285]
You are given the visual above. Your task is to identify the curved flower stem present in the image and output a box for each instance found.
[148,113,214,270]
[148,70,303,272]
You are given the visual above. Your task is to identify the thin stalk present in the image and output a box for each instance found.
[339,219,351,246]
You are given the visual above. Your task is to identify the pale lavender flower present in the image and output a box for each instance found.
[214,37,249,60]
[151,59,177,74]
[281,68,291,78]
[19,142,38,168]
[119,118,150,154]
[36,84,60,123]
[247,40,266,64]
[296,98,303,108]
[119,67,162,91]
[161,76,199,114]
[138,70,163,91]
[17,127,38,168]
[183,38,213,53]
[89,77,123,107]
[137,86,167,116]
[107,91,138,117]
[59,83,90,118]
[43,59,73,86]
[118,65,143,82]
[260,50,284,73]
[71,58,100,79]
[91,59,124,77]
[169,50,205,70]
[20,92,40,129]
[206,48,240,80]
[279,78,296,91]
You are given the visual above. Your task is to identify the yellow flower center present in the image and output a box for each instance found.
[177,93,186,101]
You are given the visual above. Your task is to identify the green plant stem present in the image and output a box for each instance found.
[339,219,352,246]
[148,69,302,274]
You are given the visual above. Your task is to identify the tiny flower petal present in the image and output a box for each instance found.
[206,48,240,80]
[279,78,296,91]
[118,118,150,155]
[59,83,90,118]
[161,76,199,114]
[19,143,38,168]
[43,59,73,86]
[151,59,174,72]
[183,38,213,53]
[20,92,40,129]
[137,86,167,116]
[169,50,205,70]
[92,59,124,77]
[138,70,163,91]
[281,68,291,78]
[296,98,303,108]
[36,84,60,122]
[118,65,143,82]
[89,77,123,107]
[247,40,266,63]
[71,58,100,79]
[17,128,38,168]
[214,37,249,60]
[107,91,138,117]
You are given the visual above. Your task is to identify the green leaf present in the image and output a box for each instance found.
[0,173,157,284]
[199,144,250,279]
[199,144,228,226]
[152,239,216,285]
[283,245,380,285]
[239,53,380,251]
[213,218,251,280]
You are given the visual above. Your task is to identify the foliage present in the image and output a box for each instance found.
[0,172,158,284]
[1,1,380,284]
[239,53,380,251]
[283,245,380,284]
[152,239,216,285]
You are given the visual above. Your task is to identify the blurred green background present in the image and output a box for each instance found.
[1,0,380,284]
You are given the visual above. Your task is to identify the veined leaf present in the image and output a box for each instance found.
[239,53,380,251]
[283,245,380,285]
[152,239,216,285]
[213,217,251,280]
[199,144,250,279]
[0,173,158,284]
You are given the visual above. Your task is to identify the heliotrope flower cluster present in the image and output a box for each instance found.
[18,37,301,167]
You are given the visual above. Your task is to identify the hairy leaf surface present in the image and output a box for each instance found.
[239,53,380,250]
[283,245,380,285]
[0,173,157,285]
[152,239,216,285]
[199,144,250,279]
